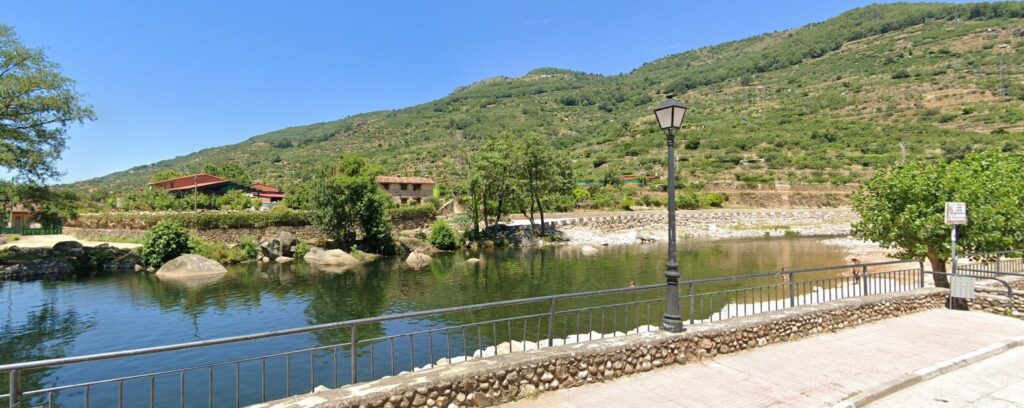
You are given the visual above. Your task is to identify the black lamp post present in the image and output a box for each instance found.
[653,96,688,333]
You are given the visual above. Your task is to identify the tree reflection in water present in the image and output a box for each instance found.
[0,286,93,401]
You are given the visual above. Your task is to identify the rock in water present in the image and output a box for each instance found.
[275,256,294,263]
[277,232,296,255]
[466,258,481,264]
[259,239,283,261]
[406,252,432,268]
[156,254,228,278]
[52,241,85,256]
[0,257,76,280]
[304,247,361,272]
[580,245,599,255]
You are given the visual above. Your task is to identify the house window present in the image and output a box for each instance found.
[400,184,409,191]
[381,183,390,190]
[413,184,421,192]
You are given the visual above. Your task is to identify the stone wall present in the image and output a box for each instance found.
[259,288,947,408]
[65,226,327,245]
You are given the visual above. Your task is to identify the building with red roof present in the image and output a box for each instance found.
[148,174,286,203]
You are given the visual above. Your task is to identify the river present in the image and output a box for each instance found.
[1,237,849,407]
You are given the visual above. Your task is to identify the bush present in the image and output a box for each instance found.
[676,192,702,210]
[140,220,192,267]
[429,219,458,250]
[193,240,246,264]
[699,192,729,208]
[293,241,312,260]
[239,236,259,260]
[387,203,437,222]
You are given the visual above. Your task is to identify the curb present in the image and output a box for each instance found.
[834,334,1024,407]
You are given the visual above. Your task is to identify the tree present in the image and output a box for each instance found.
[150,169,186,183]
[203,163,251,185]
[852,151,1024,287]
[0,25,95,181]
[517,132,574,234]
[307,156,395,254]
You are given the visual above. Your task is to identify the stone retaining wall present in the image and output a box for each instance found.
[544,208,856,236]
[260,288,947,408]
[65,226,327,245]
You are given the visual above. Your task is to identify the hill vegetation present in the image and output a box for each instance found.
[67,3,1024,198]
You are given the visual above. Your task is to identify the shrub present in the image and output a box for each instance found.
[293,241,312,260]
[676,192,702,210]
[239,236,259,260]
[429,219,458,250]
[700,192,729,208]
[891,70,911,79]
[193,240,245,264]
[140,220,191,267]
[67,210,313,230]
[387,203,437,222]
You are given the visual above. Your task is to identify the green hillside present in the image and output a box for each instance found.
[68,2,1024,194]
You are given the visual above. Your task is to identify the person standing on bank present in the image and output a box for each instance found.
[851,258,862,285]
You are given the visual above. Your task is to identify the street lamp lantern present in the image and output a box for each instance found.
[653,95,687,333]
[654,98,687,130]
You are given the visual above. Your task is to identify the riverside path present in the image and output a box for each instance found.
[503,309,1024,408]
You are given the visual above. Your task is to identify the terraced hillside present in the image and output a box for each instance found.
[68,3,1024,194]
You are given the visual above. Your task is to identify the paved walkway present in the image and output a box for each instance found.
[0,234,140,250]
[503,309,1024,408]
[874,346,1024,407]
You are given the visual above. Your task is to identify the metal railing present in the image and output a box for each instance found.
[1,259,925,408]
[0,226,62,236]
[958,250,1024,277]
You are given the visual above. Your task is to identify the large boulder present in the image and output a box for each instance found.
[580,245,599,256]
[276,232,296,255]
[52,241,85,257]
[406,252,432,268]
[304,247,360,267]
[259,239,283,261]
[156,254,228,279]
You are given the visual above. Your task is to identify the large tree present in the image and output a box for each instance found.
[307,156,395,254]
[852,151,1024,287]
[0,24,94,181]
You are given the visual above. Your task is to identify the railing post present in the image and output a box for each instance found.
[787,272,795,307]
[349,325,358,384]
[688,283,695,324]
[919,261,925,288]
[862,265,869,296]
[547,298,555,347]
[9,369,21,408]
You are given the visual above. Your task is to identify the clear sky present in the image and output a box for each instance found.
[3,0,971,184]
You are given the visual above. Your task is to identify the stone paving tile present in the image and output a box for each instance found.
[873,346,1024,408]
[503,310,1024,408]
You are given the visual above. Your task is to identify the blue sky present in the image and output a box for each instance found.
[4,1,970,184]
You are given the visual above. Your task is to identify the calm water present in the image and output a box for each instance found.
[1,237,847,407]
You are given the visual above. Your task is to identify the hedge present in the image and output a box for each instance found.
[69,205,438,231]
[67,210,313,230]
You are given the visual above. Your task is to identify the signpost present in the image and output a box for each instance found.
[945,202,969,305]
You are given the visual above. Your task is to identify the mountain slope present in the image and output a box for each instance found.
[68,2,1024,193]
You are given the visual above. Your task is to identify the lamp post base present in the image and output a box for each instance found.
[661,316,685,333]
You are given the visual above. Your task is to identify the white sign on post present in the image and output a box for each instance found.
[951,275,976,299]
[945,202,968,225]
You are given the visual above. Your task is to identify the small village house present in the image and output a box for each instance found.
[375,176,434,204]
[147,174,286,203]
[5,204,39,229]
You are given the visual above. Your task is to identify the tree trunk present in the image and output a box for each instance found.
[927,250,950,288]
[535,192,545,236]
